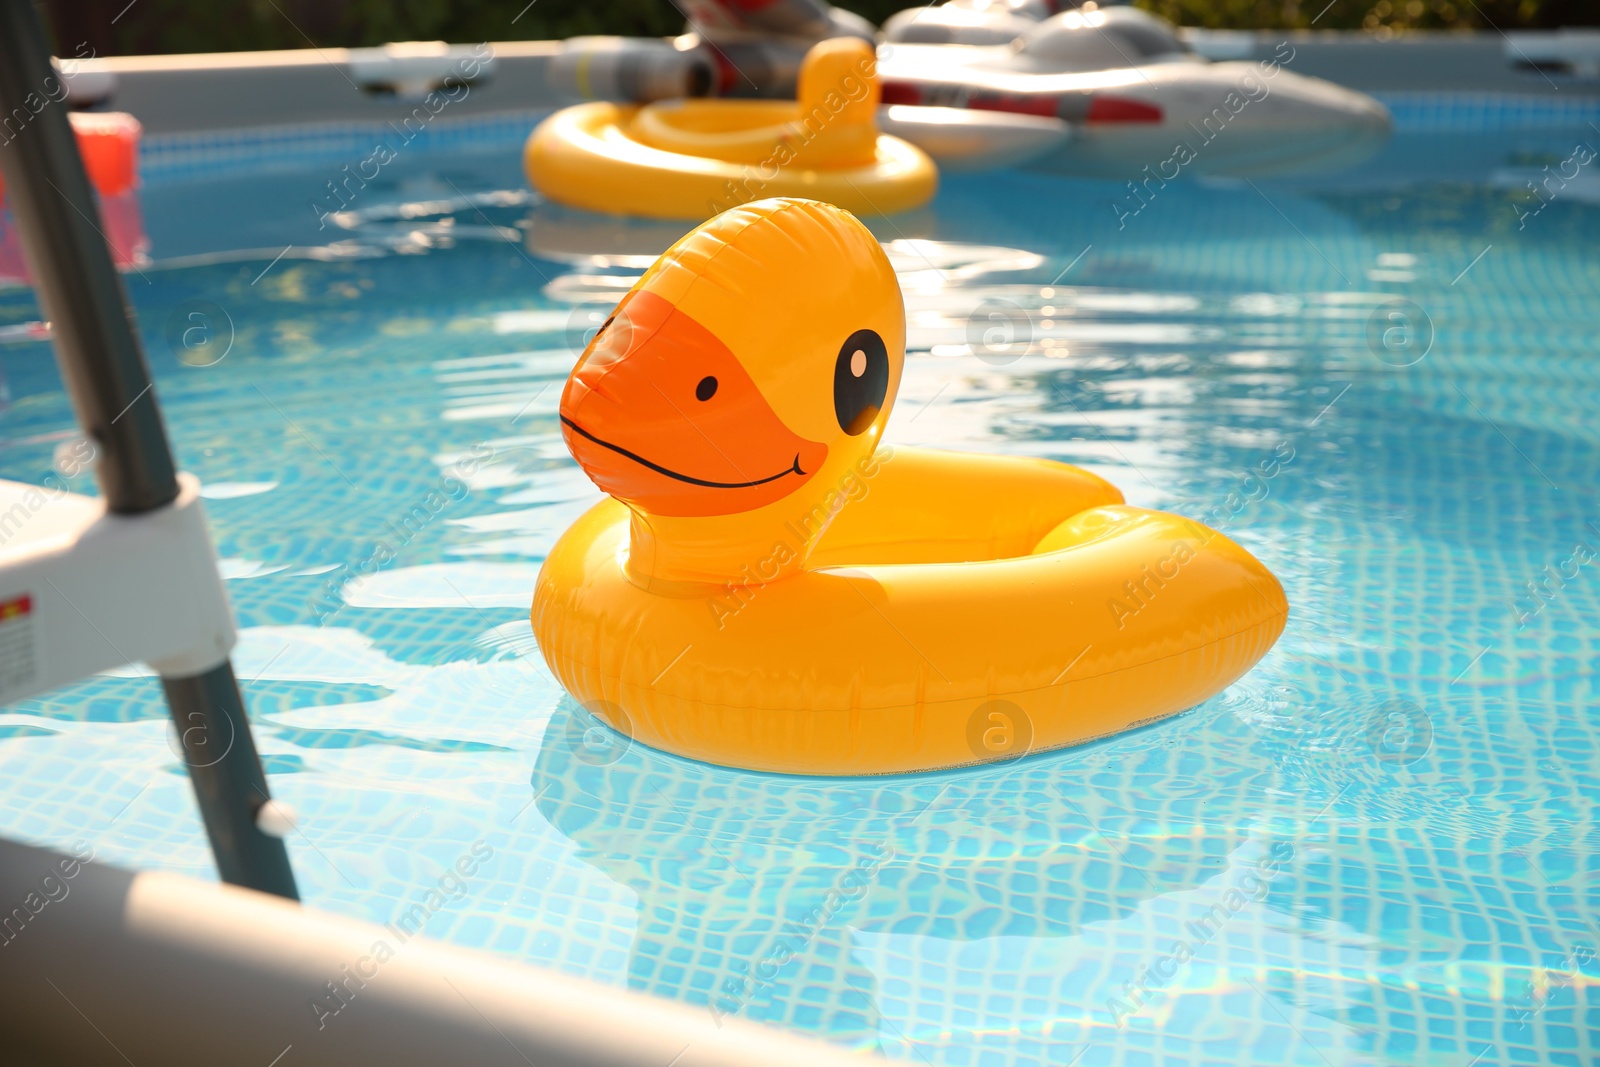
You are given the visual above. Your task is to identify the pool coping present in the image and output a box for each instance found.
[61,32,1600,140]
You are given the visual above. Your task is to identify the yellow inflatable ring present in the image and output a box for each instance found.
[524,38,937,220]
[532,198,1288,776]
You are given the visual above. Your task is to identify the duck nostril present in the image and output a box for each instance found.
[695,376,718,401]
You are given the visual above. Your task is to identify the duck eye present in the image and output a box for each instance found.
[695,376,718,401]
[833,329,888,435]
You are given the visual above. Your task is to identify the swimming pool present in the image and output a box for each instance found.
[1,101,1598,1066]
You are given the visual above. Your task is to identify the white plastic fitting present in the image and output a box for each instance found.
[345,41,496,101]
[1505,30,1600,79]
[0,472,237,705]
[253,799,298,838]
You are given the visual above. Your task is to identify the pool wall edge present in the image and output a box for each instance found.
[0,836,878,1066]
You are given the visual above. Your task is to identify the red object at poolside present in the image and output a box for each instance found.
[0,110,141,200]
[0,112,146,280]
[69,111,141,196]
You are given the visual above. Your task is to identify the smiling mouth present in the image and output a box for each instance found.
[561,416,807,489]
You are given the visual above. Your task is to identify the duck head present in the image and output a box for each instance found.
[559,198,904,586]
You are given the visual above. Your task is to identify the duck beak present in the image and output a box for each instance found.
[560,290,828,518]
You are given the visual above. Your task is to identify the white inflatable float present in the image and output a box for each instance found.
[543,0,1388,176]
[879,3,1392,177]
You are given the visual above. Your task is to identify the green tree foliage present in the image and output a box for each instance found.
[42,0,682,57]
[1130,0,1597,32]
[38,0,1598,57]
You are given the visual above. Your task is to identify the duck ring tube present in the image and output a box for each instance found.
[533,198,1288,776]
[524,37,936,221]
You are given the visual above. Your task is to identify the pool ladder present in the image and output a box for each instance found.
[0,0,296,899]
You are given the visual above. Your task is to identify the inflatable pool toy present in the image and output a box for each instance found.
[532,198,1288,776]
[525,38,936,220]
[538,3,1384,176]
[533,198,1288,774]
[533,198,1288,775]
[879,5,1391,178]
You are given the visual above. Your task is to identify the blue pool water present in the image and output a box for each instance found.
[2,111,1599,1066]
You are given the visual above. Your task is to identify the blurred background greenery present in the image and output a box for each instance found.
[40,0,1598,57]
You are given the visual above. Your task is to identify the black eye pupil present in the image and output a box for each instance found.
[834,329,888,435]
[695,376,718,401]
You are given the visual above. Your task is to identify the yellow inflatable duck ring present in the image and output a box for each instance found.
[525,38,936,220]
[533,198,1288,776]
